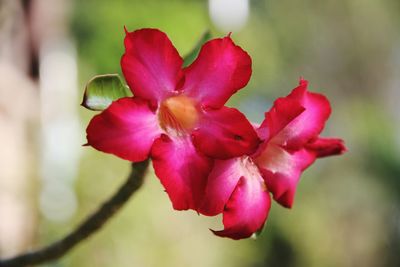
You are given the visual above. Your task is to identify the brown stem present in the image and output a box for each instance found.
[0,160,149,267]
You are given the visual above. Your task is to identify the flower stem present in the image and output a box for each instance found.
[0,160,149,267]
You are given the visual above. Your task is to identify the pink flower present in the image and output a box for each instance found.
[199,79,346,239]
[86,28,260,211]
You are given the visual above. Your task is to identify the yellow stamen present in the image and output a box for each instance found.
[159,95,199,134]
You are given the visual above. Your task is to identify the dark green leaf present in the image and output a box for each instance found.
[183,30,212,67]
[81,74,131,111]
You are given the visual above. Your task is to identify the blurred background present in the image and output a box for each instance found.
[0,0,399,266]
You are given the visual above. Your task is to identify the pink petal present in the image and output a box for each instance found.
[181,36,252,108]
[261,79,332,149]
[86,97,162,162]
[199,158,245,216]
[254,144,316,208]
[151,134,213,211]
[192,106,260,159]
[258,138,346,208]
[121,28,183,102]
[306,137,347,158]
[254,79,345,208]
[211,158,271,239]
[257,97,305,141]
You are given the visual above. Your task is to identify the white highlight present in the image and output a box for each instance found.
[39,39,81,222]
[209,0,250,32]
[39,181,78,222]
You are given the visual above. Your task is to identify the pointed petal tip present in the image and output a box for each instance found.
[306,137,347,158]
[211,228,252,240]
[299,77,308,87]
[333,139,348,155]
[209,228,221,238]
[124,25,129,35]
[181,34,251,108]
[273,190,294,209]
[337,139,348,153]
[210,228,227,238]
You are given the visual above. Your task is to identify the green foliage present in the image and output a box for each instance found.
[183,30,211,67]
[71,0,209,74]
[82,74,131,111]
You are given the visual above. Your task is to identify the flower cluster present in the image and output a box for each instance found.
[85,28,346,239]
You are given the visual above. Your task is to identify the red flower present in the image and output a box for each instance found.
[199,79,346,239]
[86,29,259,211]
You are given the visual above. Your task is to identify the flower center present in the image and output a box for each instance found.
[241,156,268,191]
[158,95,199,135]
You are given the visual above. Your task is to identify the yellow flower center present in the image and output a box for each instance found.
[158,95,199,135]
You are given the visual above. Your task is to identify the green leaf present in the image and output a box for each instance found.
[183,30,212,67]
[82,74,131,111]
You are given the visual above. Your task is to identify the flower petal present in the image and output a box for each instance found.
[199,158,245,216]
[254,80,345,208]
[211,159,271,239]
[86,97,162,162]
[255,144,316,208]
[306,137,347,158]
[181,36,252,108]
[121,28,183,102]
[262,79,331,149]
[257,97,305,141]
[192,107,260,159]
[151,135,213,211]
